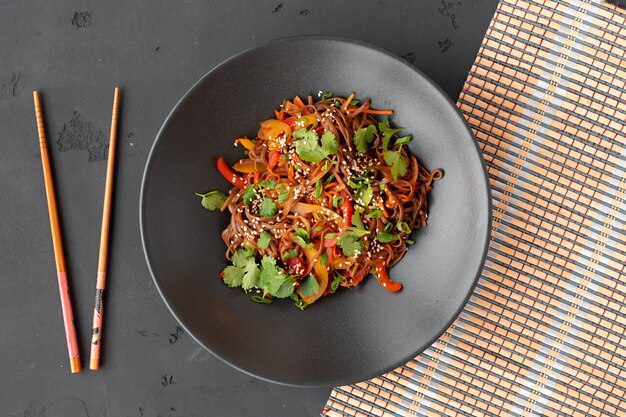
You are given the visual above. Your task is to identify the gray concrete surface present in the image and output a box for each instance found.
[0,1,498,415]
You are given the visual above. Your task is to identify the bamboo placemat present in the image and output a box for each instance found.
[324,0,626,415]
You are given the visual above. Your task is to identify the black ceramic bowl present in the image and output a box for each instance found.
[140,37,491,387]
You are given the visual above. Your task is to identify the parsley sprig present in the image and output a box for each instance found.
[259,197,277,217]
[196,190,228,210]
[353,125,377,153]
[378,118,411,180]
[258,256,295,298]
[337,233,364,257]
[222,250,299,298]
[293,128,338,163]
[222,249,260,291]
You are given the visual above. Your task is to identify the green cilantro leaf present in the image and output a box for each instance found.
[366,209,383,219]
[241,258,260,291]
[383,150,408,180]
[395,135,412,146]
[330,274,343,293]
[377,232,398,242]
[256,179,276,189]
[293,235,313,248]
[258,256,287,296]
[282,248,299,261]
[406,239,415,245]
[241,248,255,257]
[261,255,276,269]
[350,98,361,106]
[242,185,256,206]
[274,276,296,298]
[222,265,243,288]
[293,128,325,162]
[277,189,290,203]
[259,197,277,217]
[315,179,323,199]
[351,210,366,230]
[299,275,319,297]
[324,233,336,240]
[320,131,338,155]
[232,248,254,268]
[320,91,333,101]
[337,233,364,257]
[333,99,341,107]
[294,228,309,240]
[378,118,403,150]
[346,227,370,237]
[353,125,377,153]
[295,146,325,163]
[380,183,387,190]
[294,129,337,163]
[332,195,344,208]
[196,190,227,211]
[257,231,271,249]
[319,253,328,265]
[275,183,286,191]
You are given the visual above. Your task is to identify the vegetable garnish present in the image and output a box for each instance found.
[293,128,338,163]
[197,93,442,308]
[374,262,402,292]
[257,231,272,249]
[195,190,227,211]
[216,157,246,189]
[353,125,377,153]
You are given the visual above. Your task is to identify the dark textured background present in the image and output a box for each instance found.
[0,1,498,416]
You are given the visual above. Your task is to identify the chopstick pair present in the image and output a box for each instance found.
[33,88,120,373]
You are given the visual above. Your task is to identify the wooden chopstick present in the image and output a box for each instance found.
[89,87,120,370]
[33,91,82,374]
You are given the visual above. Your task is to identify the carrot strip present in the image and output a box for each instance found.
[293,95,311,115]
[268,151,279,170]
[288,164,295,183]
[361,109,394,115]
[293,95,305,108]
[341,92,355,114]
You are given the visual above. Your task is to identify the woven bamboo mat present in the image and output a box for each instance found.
[323,0,626,415]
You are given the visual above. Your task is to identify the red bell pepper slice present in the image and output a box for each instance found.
[268,151,279,170]
[374,262,402,292]
[340,191,353,232]
[284,116,297,128]
[323,237,337,248]
[216,157,245,189]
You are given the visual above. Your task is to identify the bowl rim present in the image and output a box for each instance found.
[139,35,493,387]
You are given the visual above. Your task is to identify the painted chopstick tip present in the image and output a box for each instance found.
[89,358,100,371]
[70,357,82,373]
